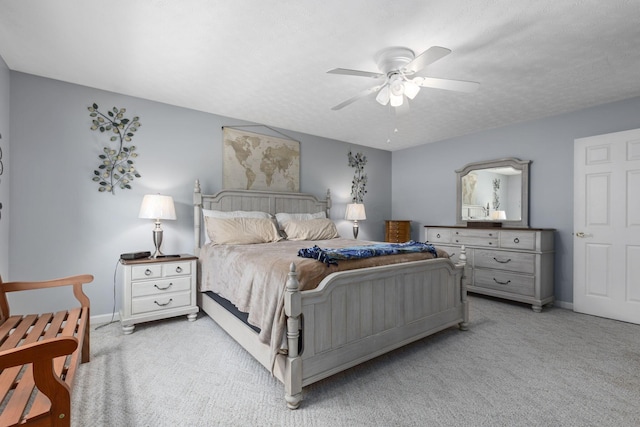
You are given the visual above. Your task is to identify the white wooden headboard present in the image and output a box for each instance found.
[193,179,331,255]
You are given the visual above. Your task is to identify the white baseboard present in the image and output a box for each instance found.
[91,312,120,327]
[553,300,573,310]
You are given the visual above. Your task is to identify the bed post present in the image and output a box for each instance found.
[457,245,469,331]
[325,189,332,217]
[284,262,302,409]
[194,180,203,256]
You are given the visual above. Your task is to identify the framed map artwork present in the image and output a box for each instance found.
[222,127,300,192]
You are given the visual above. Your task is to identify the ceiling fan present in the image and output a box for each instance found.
[328,46,479,111]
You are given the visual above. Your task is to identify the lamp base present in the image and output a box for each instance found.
[352,221,359,239]
[151,223,164,258]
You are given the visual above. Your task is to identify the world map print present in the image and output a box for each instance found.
[223,128,300,192]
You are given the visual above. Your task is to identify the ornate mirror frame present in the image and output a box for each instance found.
[456,157,531,228]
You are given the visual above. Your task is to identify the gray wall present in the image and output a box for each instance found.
[392,96,640,305]
[0,56,8,276]
[8,72,391,319]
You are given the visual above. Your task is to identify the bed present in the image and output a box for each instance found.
[193,180,469,409]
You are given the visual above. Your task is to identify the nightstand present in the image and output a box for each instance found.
[119,254,199,334]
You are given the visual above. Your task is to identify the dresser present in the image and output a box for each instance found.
[120,254,199,334]
[424,226,554,312]
[385,220,411,243]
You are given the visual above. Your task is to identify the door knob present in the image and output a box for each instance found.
[576,232,586,238]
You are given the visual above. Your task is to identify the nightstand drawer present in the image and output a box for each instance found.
[131,291,192,315]
[131,264,162,280]
[162,261,192,277]
[131,277,192,298]
[474,269,535,297]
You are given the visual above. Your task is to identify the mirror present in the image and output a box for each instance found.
[456,158,530,228]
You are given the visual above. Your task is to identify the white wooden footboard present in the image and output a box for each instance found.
[283,250,468,409]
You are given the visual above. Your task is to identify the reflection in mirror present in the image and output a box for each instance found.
[461,167,521,220]
[456,158,530,228]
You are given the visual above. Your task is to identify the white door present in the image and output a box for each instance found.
[574,128,640,324]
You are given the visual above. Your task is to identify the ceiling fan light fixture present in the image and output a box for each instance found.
[389,92,403,107]
[389,76,404,96]
[403,79,421,99]
[376,85,390,105]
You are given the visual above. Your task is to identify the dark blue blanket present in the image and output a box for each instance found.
[297,240,438,266]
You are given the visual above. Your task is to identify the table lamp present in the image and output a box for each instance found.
[345,203,366,239]
[139,194,177,258]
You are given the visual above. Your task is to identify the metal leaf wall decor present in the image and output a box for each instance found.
[88,103,141,194]
[348,150,367,203]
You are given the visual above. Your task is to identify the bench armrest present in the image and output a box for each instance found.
[0,337,78,424]
[1,274,94,310]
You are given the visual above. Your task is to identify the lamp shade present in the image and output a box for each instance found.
[345,203,366,221]
[491,210,507,220]
[138,194,177,220]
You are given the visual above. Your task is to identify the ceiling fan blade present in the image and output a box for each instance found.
[327,68,384,79]
[331,85,382,110]
[404,46,451,74]
[415,77,480,93]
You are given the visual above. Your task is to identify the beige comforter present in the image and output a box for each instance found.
[199,238,449,358]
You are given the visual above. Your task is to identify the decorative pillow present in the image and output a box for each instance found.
[202,210,272,244]
[275,211,326,230]
[283,218,339,241]
[205,217,282,245]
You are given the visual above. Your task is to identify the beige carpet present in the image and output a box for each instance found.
[72,296,640,426]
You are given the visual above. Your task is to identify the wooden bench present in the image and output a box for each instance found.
[0,274,93,427]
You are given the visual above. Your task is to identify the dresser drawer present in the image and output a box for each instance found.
[131,264,162,280]
[500,231,536,250]
[474,269,535,297]
[131,277,192,298]
[426,229,451,244]
[162,261,192,277]
[131,291,192,315]
[451,229,498,247]
[474,249,535,274]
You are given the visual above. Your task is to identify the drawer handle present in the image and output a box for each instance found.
[144,269,152,276]
[493,278,511,285]
[493,257,512,264]
[514,238,520,244]
[436,233,441,238]
[176,266,183,273]
[154,283,173,291]
[489,233,493,236]
[154,298,173,307]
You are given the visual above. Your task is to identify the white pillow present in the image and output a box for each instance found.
[275,211,326,230]
[202,209,272,244]
[283,218,339,241]
[205,217,282,245]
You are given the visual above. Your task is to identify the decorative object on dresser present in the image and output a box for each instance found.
[345,203,366,238]
[119,254,198,334]
[385,220,411,243]
[425,226,554,312]
[138,194,177,258]
[456,158,530,228]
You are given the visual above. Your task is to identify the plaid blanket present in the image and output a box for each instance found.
[298,240,439,266]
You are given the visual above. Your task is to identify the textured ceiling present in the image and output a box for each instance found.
[1,0,640,151]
